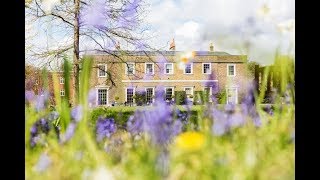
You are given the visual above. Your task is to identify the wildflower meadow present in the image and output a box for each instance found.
[25,56,295,179]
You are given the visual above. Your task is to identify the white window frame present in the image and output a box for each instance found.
[165,87,175,100]
[203,87,212,102]
[184,63,193,74]
[60,89,65,96]
[60,77,65,84]
[97,64,107,77]
[164,63,174,74]
[145,87,155,103]
[96,88,109,106]
[125,87,136,103]
[145,63,155,75]
[183,87,194,96]
[125,62,135,75]
[226,87,238,104]
[227,64,236,77]
[202,63,211,74]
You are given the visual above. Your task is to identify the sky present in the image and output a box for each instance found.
[145,0,295,65]
[26,0,295,66]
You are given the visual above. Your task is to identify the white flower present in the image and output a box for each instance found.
[92,166,114,180]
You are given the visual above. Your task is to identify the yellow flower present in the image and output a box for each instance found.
[175,132,205,151]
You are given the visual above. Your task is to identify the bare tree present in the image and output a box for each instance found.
[25,0,158,103]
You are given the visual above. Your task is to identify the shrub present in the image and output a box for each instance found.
[193,91,210,105]
[174,91,187,105]
[134,91,146,106]
[216,90,227,104]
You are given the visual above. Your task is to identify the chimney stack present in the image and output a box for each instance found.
[169,38,175,51]
[209,42,214,52]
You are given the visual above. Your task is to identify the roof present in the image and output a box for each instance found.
[85,50,232,56]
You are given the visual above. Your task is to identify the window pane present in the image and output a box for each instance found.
[185,64,192,74]
[98,89,107,105]
[185,88,192,95]
[99,65,106,77]
[228,65,234,75]
[203,64,210,73]
[127,64,134,74]
[127,88,134,104]
[146,64,153,74]
[146,88,153,104]
[165,88,173,100]
[166,64,172,74]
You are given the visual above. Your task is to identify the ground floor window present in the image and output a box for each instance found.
[98,89,108,105]
[184,87,194,98]
[146,88,154,104]
[226,88,238,104]
[126,88,134,104]
[165,87,173,101]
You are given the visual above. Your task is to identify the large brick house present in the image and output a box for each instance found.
[50,43,253,106]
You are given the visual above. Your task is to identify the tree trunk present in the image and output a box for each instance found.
[73,0,80,104]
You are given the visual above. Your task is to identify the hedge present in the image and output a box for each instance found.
[89,106,200,130]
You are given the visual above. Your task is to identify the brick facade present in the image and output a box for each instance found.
[87,51,253,105]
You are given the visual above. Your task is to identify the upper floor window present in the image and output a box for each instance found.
[125,63,135,75]
[203,63,211,74]
[164,63,173,74]
[98,64,107,77]
[227,64,236,76]
[145,63,154,75]
[60,77,65,84]
[60,89,65,96]
[184,63,193,74]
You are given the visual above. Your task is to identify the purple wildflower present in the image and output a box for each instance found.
[35,95,46,112]
[25,90,35,103]
[117,0,141,28]
[224,103,235,114]
[96,117,117,142]
[40,118,50,134]
[127,100,183,146]
[29,118,51,147]
[227,113,246,128]
[34,153,51,172]
[252,115,262,127]
[71,105,83,122]
[61,122,77,143]
[81,0,108,28]
[211,109,229,136]
[88,89,96,107]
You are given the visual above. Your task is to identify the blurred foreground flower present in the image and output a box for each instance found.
[34,153,51,173]
[92,166,115,180]
[71,105,83,122]
[175,132,205,151]
[96,117,117,142]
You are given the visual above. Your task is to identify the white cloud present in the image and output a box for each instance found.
[175,21,200,39]
[146,0,295,64]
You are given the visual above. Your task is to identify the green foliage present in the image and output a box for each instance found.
[193,91,210,105]
[174,91,187,105]
[216,90,227,104]
[134,91,146,106]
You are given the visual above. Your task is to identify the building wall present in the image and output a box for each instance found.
[89,53,253,105]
